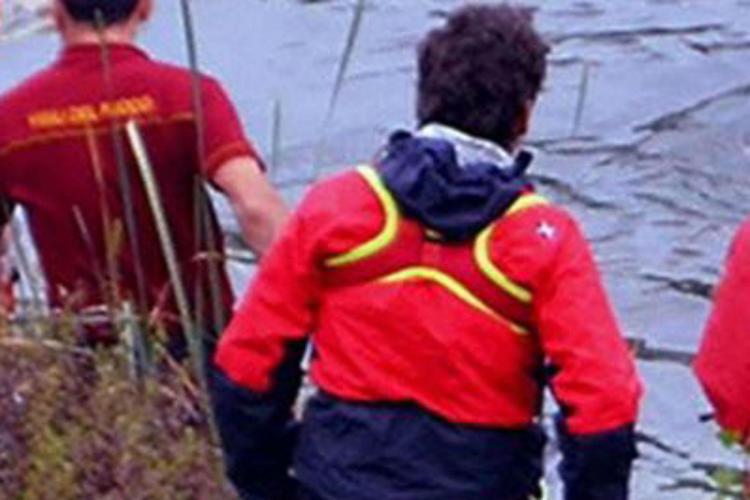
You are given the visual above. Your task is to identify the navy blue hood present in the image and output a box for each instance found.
[378,131,533,242]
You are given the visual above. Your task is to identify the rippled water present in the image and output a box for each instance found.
[3,1,750,497]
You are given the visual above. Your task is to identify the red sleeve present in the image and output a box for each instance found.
[695,221,750,441]
[534,216,642,435]
[215,188,323,391]
[200,77,263,178]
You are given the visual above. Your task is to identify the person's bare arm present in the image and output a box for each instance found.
[212,156,289,259]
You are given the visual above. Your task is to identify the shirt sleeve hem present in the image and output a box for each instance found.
[204,140,262,178]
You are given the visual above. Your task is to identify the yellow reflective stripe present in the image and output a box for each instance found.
[506,193,548,216]
[474,194,547,304]
[378,266,528,335]
[325,166,400,268]
[475,227,533,304]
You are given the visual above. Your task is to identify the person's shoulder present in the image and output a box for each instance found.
[303,167,374,205]
[292,167,391,251]
[517,196,573,220]
[735,217,750,241]
[0,63,59,112]
[0,64,61,148]
[498,194,579,239]
[294,167,382,223]
[141,55,225,92]
[487,195,585,275]
[138,56,234,114]
[138,55,187,78]
[724,217,750,262]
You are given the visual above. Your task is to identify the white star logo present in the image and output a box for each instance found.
[537,222,557,240]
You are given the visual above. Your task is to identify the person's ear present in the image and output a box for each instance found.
[51,0,70,32]
[513,100,534,140]
[135,0,154,23]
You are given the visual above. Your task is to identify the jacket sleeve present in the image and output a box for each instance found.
[212,194,323,499]
[695,221,750,444]
[533,215,642,500]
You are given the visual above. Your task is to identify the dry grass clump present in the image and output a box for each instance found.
[0,337,234,499]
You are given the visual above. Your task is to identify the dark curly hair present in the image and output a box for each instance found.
[417,4,549,150]
[62,0,140,26]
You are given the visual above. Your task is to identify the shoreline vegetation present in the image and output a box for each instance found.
[0,330,233,498]
[0,1,748,498]
[0,3,236,497]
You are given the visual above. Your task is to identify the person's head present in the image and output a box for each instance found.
[417,4,549,151]
[53,0,153,43]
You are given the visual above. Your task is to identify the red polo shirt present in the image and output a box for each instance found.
[0,43,260,333]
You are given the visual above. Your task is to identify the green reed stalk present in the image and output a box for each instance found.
[125,120,198,372]
[94,11,149,314]
[71,206,110,313]
[314,0,367,178]
[179,0,226,334]
[571,61,591,137]
[270,98,283,176]
[84,126,122,306]
[126,119,222,477]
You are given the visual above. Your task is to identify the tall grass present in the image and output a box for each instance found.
[270,98,283,176]
[125,121,204,391]
[95,11,150,317]
[571,61,591,137]
[0,337,231,498]
[0,3,232,496]
[179,0,227,337]
[314,0,367,178]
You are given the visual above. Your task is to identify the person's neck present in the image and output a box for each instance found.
[62,25,136,48]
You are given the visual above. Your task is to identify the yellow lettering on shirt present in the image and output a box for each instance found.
[27,95,158,130]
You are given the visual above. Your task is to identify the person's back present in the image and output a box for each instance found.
[0,0,287,345]
[213,4,642,500]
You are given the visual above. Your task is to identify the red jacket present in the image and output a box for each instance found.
[217,166,641,435]
[695,218,750,442]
